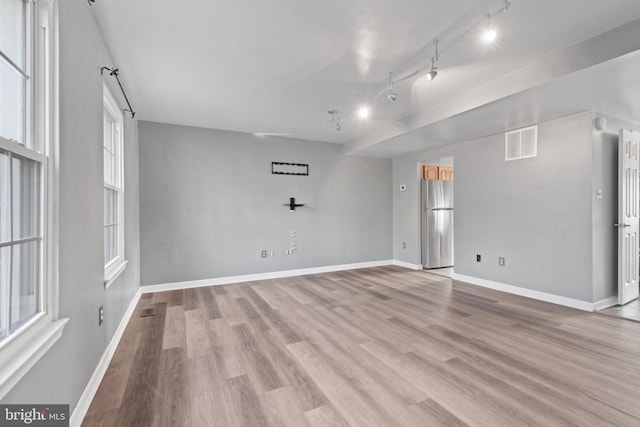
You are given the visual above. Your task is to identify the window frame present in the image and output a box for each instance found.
[0,0,66,400]
[102,83,126,288]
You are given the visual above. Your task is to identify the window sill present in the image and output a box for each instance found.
[104,259,128,289]
[0,317,69,399]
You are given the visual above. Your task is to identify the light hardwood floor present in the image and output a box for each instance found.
[601,298,640,323]
[83,266,640,426]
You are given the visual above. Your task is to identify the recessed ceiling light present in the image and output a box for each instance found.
[358,106,370,119]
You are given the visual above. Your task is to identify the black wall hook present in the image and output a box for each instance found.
[283,197,306,211]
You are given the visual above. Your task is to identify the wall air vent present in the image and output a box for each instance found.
[505,125,537,161]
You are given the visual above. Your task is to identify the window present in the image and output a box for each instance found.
[0,0,66,399]
[103,84,126,286]
[0,149,42,342]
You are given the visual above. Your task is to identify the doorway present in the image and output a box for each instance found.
[419,156,454,276]
[600,128,640,322]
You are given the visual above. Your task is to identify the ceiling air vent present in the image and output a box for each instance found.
[505,125,537,161]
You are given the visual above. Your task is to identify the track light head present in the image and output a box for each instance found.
[426,55,438,81]
[482,28,497,43]
[358,106,370,119]
[481,12,498,44]
[328,109,342,131]
[386,72,398,101]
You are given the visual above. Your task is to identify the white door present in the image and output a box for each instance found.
[617,129,640,305]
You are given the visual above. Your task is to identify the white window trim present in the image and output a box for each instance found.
[0,0,67,400]
[102,83,126,288]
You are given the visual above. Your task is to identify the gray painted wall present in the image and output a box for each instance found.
[138,121,392,286]
[393,112,595,302]
[591,114,640,302]
[1,0,141,410]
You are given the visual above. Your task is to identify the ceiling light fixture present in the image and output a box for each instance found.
[358,105,370,119]
[386,72,398,101]
[326,0,513,132]
[426,58,438,81]
[482,27,497,43]
[482,1,510,44]
[481,12,498,43]
[328,109,343,131]
[426,40,439,81]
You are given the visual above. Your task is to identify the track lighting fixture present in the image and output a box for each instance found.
[386,73,398,101]
[426,58,438,81]
[325,0,513,132]
[482,28,497,43]
[482,1,509,43]
[481,13,497,43]
[328,109,343,131]
[358,106,370,119]
[426,40,439,81]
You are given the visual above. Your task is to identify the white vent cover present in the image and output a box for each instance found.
[505,125,537,161]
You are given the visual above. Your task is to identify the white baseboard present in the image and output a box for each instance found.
[69,288,142,427]
[141,260,395,293]
[452,273,595,312]
[392,260,423,270]
[593,296,618,311]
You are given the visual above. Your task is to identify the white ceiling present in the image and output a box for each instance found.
[353,49,640,157]
[91,0,640,155]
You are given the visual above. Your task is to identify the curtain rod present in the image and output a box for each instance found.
[101,67,136,119]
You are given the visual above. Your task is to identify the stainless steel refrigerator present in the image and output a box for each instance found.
[421,180,454,269]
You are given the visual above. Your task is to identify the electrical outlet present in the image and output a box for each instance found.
[476,254,482,262]
[498,257,505,266]
[98,305,104,326]
[402,242,407,249]
[270,250,274,257]
[261,250,267,258]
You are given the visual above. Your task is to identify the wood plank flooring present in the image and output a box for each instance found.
[83,266,640,426]
[601,298,640,322]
